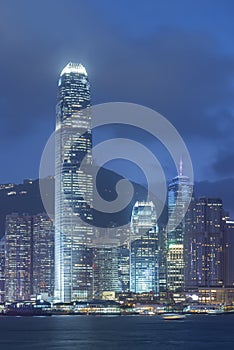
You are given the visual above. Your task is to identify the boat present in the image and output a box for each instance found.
[206,309,224,315]
[161,313,186,320]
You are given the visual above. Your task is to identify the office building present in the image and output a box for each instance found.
[93,246,119,297]
[32,213,54,298]
[5,213,32,301]
[224,220,234,287]
[167,166,193,291]
[54,62,93,302]
[0,236,5,302]
[185,198,224,289]
[130,201,159,294]
[118,243,130,292]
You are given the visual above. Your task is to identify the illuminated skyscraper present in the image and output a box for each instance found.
[54,62,93,302]
[224,220,234,287]
[130,201,159,294]
[32,214,54,298]
[93,247,119,297]
[185,198,224,289]
[5,213,32,301]
[118,244,130,293]
[167,164,193,291]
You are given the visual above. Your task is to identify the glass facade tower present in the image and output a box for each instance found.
[167,167,193,291]
[54,62,93,302]
[130,201,159,294]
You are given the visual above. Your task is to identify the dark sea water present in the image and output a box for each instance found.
[0,314,234,350]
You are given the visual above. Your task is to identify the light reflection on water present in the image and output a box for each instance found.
[0,315,233,350]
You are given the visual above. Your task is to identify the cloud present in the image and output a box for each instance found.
[213,150,234,177]
[0,0,234,184]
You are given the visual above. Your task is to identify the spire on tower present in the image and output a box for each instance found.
[179,157,183,176]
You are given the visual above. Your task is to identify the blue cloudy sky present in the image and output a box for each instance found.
[0,0,234,212]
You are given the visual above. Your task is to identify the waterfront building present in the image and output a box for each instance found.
[167,244,184,291]
[54,62,93,302]
[118,243,130,292]
[5,213,32,301]
[223,220,234,287]
[185,198,224,289]
[130,201,159,294]
[167,165,193,291]
[32,214,54,297]
[93,246,119,297]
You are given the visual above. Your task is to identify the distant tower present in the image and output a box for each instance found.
[5,213,32,301]
[167,164,193,291]
[130,201,159,294]
[54,62,93,302]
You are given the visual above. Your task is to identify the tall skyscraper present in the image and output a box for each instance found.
[167,164,193,246]
[5,213,32,301]
[167,165,193,291]
[185,198,224,289]
[130,201,159,294]
[54,62,93,302]
[32,214,54,298]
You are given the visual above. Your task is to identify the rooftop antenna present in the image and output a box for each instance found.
[179,157,183,176]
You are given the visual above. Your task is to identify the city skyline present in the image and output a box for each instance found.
[1,2,234,349]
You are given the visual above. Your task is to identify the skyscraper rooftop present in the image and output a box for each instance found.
[60,62,87,76]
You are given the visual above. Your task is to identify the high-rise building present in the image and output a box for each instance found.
[158,224,167,292]
[5,213,32,301]
[185,198,224,289]
[93,246,119,297]
[0,236,5,302]
[223,220,234,287]
[54,62,93,302]
[167,166,193,245]
[32,214,54,298]
[118,243,130,293]
[167,165,193,291]
[167,244,184,291]
[130,201,159,294]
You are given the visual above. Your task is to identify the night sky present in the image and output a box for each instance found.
[0,1,234,213]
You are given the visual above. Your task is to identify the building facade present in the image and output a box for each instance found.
[54,62,93,302]
[118,243,130,293]
[0,236,5,302]
[5,213,32,301]
[223,220,234,287]
[167,168,193,291]
[185,198,224,289]
[32,213,54,298]
[130,201,159,294]
[93,246,119,297]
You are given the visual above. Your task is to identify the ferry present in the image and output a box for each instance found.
[161,313,186,320]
